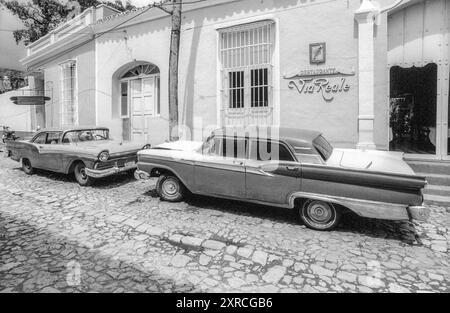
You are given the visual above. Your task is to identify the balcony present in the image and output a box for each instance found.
[22,5,119,68]
[26,8,96,57]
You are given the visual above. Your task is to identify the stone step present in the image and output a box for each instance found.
[408,160,450,175]
[424,194,450,206]
[416,172,450,186]
[424,184,450,197]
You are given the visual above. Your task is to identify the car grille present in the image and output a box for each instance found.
[95,155,137,170]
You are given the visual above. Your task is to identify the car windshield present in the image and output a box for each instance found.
[62,129,109,143]
[313,135,333,161]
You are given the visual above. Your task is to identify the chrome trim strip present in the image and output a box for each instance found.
[85,163,136,178]
[193,190,292,209]
[246,168,274,177]
[288,191,410,221]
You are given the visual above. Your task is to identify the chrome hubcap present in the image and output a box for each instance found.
[79,168,87,180]
[307,201,333,224]
[162,180,178,195]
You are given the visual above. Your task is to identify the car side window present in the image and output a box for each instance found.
[250,140,294,162]
[46,132,62,144]
[33,133,47,144]
[295,154,323,165]
[220,137,247,159]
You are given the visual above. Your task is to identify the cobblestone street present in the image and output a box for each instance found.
[0,157,449,293]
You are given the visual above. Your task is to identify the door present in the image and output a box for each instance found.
[389,65,438,157]
[39,132,63,171]
[130,77,155,142]
[387,0,450,160]
[194,136,246,198]
[29,132,47,169]
[246,139,301,204]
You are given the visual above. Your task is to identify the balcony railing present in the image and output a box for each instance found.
[26,7,95,57]
[221,106,273,126]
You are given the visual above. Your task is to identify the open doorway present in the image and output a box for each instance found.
[389,63,437,154]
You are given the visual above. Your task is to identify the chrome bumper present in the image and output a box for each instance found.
[408,205,430,222]
[134,169,151,180]
[85,163,137,178]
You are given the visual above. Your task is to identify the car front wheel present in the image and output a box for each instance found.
[22,158,34,175]
[74,162,93,186]
[156,175,185,202]
[299,199,341,231]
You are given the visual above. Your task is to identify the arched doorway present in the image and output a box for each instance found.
[118,63,160,142]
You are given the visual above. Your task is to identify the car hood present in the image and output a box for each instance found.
[152,140,204,151]
[326,148,416,175]
[70,140,144,154]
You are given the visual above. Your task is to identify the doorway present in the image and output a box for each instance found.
[118,63,160,142]
[389,64,438,155]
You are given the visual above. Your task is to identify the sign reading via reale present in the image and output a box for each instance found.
[284,67,355,101]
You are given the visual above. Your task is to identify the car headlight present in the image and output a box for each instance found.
[98,151,109,162]
[142,144,151,149]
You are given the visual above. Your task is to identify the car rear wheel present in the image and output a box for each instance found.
[22,158,34,175]
[74,162,93,186]
[156,175,185,202]
[299,199,341,231]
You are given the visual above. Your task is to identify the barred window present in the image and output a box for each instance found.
[60,60,77,126]
[220,21,274,109]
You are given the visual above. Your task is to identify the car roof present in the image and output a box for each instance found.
[211,126,322,148]
[38,126,109,133]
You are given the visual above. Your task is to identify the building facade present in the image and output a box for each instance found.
[20,0,450,161]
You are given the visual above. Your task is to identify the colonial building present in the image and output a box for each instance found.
[19,0,450,163]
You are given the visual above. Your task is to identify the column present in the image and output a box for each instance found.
[355,0,379,150]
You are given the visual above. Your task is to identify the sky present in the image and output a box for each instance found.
[128,0,158,7]
[0,7,26,70]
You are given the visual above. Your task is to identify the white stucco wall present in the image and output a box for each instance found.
[95,0,391,148]
[0,87,33,131]
[41,42,96,128]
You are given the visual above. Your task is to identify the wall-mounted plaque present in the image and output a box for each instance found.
[309,42,326,64]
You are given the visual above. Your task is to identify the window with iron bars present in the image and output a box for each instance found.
[60,60,77,126]
[220,21,274,110]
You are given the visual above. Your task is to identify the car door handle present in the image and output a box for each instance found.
[233,160,244,165]
[286,166,299,171]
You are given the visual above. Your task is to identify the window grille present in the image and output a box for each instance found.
[219,21,274,111]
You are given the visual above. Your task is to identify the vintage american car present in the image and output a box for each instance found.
[135,127,430,231]
[3,126,150,186]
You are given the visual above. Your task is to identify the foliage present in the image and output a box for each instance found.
[0,68,25,93]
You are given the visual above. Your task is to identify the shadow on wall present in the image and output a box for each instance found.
[182,16,202,135]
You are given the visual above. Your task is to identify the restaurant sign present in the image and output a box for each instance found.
[284,67,355,101]
[10,96,50,105]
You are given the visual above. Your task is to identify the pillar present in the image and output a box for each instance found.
[355,0,379,150]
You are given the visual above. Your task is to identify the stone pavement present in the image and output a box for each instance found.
[0,157,448,293]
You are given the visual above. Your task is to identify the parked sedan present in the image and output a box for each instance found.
[4,127,150,186]
[135,126,429,231]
